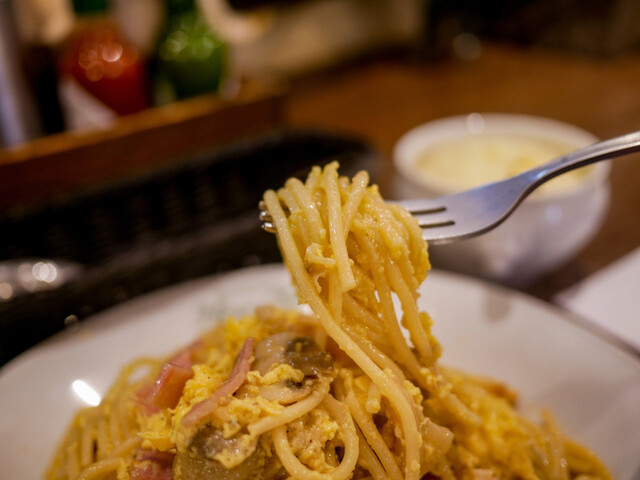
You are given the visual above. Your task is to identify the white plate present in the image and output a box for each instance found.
[1,265,639,479]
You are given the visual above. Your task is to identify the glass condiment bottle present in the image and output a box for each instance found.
[154,0,227,103]
[12,0,74,136]
[58,0,151,129]
[0,0,42,145]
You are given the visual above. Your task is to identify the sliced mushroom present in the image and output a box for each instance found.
[253,333,333,404]
[284,336,333,376]
[191,425,257,464]
[175,424,282,480]
[253,332,297,375]
[174,447,272,480]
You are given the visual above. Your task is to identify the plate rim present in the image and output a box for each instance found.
[2,265,638,376]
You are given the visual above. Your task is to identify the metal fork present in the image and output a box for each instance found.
[260,131,640,245]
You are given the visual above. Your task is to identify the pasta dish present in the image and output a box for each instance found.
[47,163,611,480]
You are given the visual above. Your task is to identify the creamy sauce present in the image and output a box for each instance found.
[414,133,593,195]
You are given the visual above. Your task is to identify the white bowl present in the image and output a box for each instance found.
[392,113,611,286]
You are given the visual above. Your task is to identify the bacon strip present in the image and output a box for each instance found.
[181,338,254,428]
[138,347,197,413]
[131,450,175,480]
[146,362,194,409]
[168,349,194,369]
[136,384,162,416]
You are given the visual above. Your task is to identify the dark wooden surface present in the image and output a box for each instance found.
[0,81,284,210]
[283,43,640,300]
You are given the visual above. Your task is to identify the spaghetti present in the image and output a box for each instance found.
[47,163,612,480]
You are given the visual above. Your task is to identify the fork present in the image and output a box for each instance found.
[260,131,640,245]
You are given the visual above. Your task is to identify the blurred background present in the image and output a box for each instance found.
[1,0,639,363]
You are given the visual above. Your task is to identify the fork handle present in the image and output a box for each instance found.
[519,130,640,194]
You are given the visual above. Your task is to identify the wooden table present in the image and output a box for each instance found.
[284,43,640,300]
[0,80,284,210]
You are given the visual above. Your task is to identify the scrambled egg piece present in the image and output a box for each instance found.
[435,369,552,479]
[287,409,340,472]
[138,411,173,451]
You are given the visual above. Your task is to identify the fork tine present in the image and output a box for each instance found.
[259,190,489,242]
[419,225,464,244]
[260,197,457,234]
[394,198,446,213]
[258,200,276,232]
[394,198,455,229]
[262,221,276,233]
[411,210,455,229]
[259,209,272,223]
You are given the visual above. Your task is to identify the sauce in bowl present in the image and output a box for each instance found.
[413,133,592,196]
